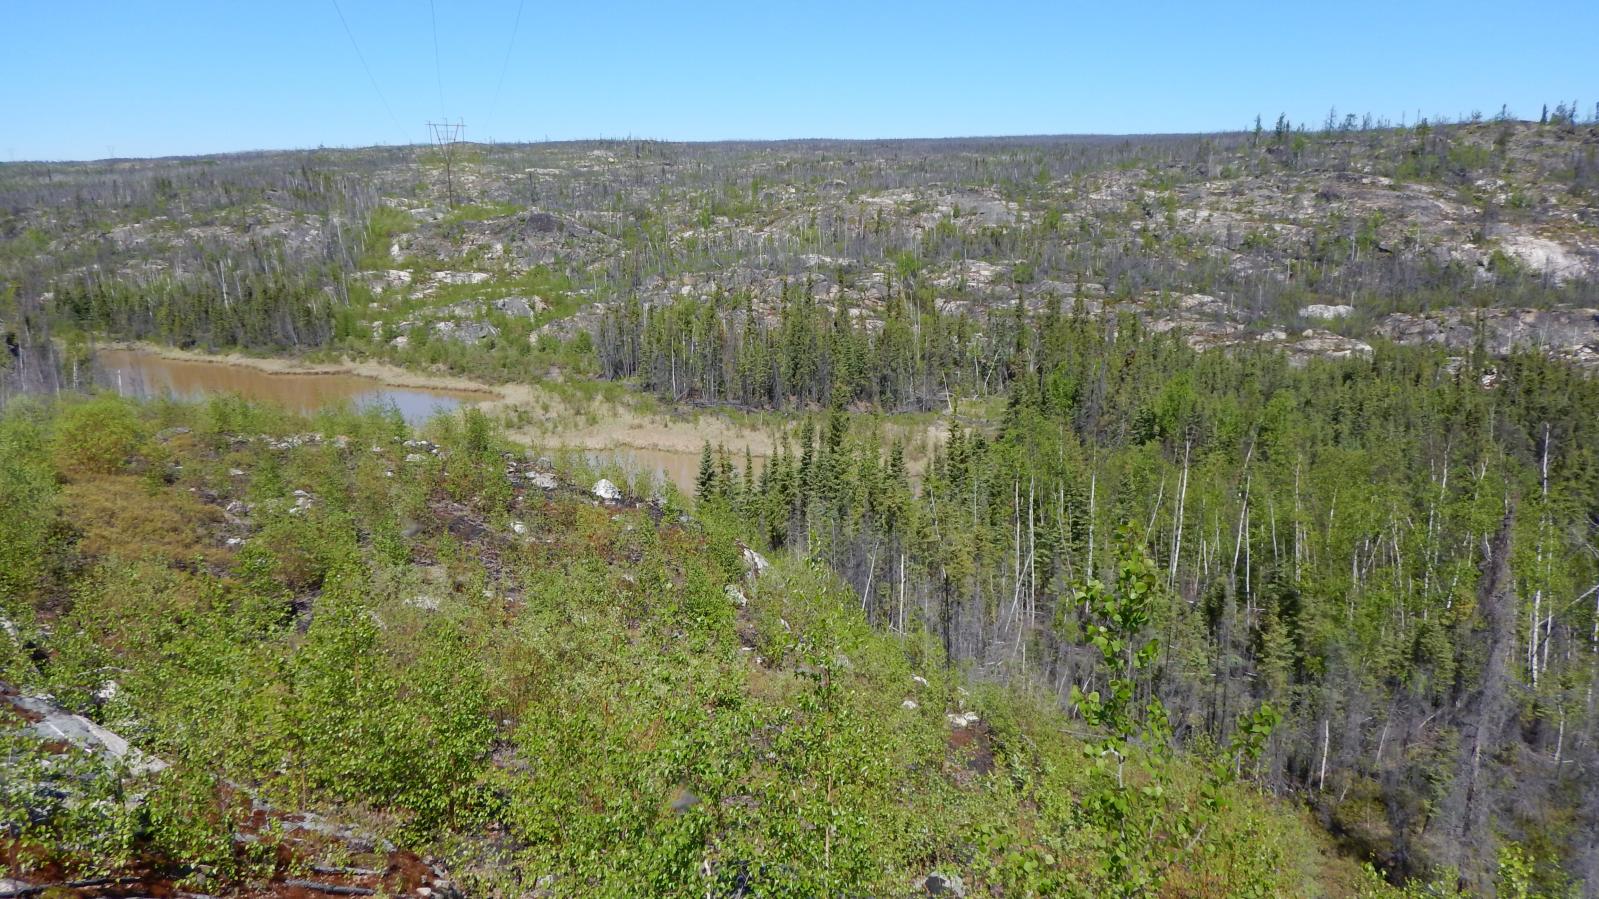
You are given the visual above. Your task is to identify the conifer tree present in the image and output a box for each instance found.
[696,441,717,500]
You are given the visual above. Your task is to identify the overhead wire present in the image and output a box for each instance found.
[429,0,447,121]
[328,0,409,145]
[486,0,527,138]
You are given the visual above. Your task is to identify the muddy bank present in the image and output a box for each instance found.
[99,347,489,426]
[97,344,783,493]
[101,342,507,398]
[96,344,946,495]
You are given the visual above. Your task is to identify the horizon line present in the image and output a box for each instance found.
[3,114,1570,166]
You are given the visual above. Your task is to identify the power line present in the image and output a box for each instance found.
[427,119,465,207]
[428,0,447,120]
[328,0,408,145]
[486,0,527,137]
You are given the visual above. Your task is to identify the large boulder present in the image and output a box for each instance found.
[1300,303,1355,319]
[6,692,168,776]
[431,270,491,286]
[592,479,622,502]
[492,295,547,318]
[524,211,562,233]
[917,872,966,896]
[358,269,412,292]
[741,546,771,578]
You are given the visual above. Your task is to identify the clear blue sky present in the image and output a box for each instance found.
[4,0,1596,160]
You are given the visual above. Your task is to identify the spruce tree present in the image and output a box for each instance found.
[696,441,717,500]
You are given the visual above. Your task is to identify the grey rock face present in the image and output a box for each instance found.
[1375,308,1599,369]
[1493,233,1598,284]
[918,872,966,896]
[1282,329,1374,367]
[741,546,771,577]
[432,270,491,286]
[1301,303,1355,319]
[524,211,562,233]
[433,319,500,343]
[8,693,169,776]
[492,295,547,318]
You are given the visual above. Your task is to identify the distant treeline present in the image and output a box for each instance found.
[596,280,1035,410]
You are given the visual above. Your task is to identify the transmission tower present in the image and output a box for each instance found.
[426,119,465,207]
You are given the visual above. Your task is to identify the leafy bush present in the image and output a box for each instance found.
[51,393,144,476]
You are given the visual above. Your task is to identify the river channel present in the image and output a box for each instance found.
[95,348,747,494]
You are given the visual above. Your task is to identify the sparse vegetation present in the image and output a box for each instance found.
[1,394,1365,896]
[4,109,1599,895]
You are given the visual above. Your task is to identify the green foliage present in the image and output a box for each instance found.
[1061,529,1286,897]
[0,395,1347,895]
[1069,530,1175,896]
[441,201,521,227]
[697,305,1599,891]
[359,204,417,270]
[1071,527,1166,743]
[598,285,1008,411]
[9,113,1599,896]
[0,732,141,877]
[141,766,280,884]
[50,393,145,476]
[0,403,60,606]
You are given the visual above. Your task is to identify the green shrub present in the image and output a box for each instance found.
[51,393,144,476]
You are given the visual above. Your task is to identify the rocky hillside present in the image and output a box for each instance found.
[7,117,1599,894]
[3,118,1597,389]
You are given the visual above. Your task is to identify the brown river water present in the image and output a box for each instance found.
[98,349,483,426]
[95,349,746,495]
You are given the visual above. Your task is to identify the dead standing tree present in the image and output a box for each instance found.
[1431,504,1519,891]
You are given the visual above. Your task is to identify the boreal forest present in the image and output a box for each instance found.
[4,107,1599,896]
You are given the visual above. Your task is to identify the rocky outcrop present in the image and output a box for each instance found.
[6,691,169,776]
[2,682,457,897]
[741,545,771,578]
[916,872,967,896]
[1493,233,1598,284]
[432,319,499,344]
[1375,308,1599,369]
[431,270,492,287]
[1301,303,1355,319]
[1281,329,1374,366]
[492,295,546,317]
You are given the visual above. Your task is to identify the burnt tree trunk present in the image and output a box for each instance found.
[1435,505,1518,890]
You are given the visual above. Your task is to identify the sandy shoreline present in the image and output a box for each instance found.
[103,341,509,398]
[100,343,945,471]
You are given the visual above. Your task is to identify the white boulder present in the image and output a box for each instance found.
[1300,303,1355,319]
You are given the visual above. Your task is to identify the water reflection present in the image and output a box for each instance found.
[93,349,772,495]
[96,349,484,426]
